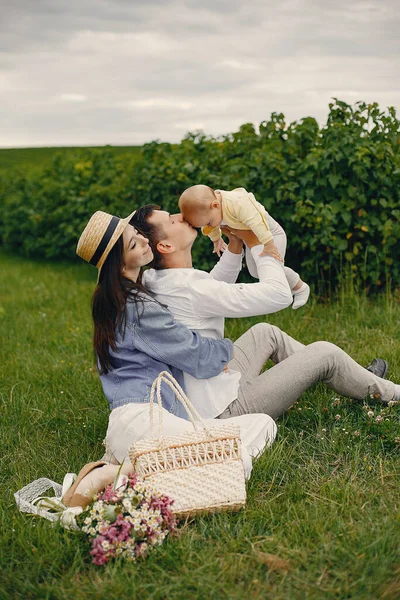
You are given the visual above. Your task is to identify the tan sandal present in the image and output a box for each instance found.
[62,461,107,509]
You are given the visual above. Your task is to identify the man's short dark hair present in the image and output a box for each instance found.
[132,204,166,270]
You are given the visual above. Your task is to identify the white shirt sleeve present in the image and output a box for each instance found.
[190,245,292,318]
[209,247,243,283]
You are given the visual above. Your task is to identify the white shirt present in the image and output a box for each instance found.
[143,245,292,418]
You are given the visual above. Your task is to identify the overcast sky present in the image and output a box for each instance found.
[0,0,399,148]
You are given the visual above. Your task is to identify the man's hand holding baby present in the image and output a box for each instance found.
[260,240,284,262]
[228,230,283,263]
[220,226,243,255]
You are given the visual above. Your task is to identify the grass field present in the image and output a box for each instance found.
[0,146,142,172]
[0,251,399,600]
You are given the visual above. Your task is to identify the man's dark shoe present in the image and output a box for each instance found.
[366,358,388,379]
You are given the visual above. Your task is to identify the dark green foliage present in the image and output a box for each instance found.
[0,100,399,291]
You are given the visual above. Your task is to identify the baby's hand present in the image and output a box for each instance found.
[260,240,284,262]
[213,237,227,257]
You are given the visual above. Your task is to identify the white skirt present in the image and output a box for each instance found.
[105,402,277,479]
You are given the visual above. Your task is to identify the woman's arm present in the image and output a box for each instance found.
[129,299,233,379]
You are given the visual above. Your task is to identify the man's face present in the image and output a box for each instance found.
[148,210,197,252]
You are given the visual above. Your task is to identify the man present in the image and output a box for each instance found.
[133,205,397,421]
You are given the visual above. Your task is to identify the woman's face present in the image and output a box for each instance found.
[122,224,153,280]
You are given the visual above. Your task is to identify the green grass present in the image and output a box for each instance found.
[0,146,141,172]
[0,250,399,600]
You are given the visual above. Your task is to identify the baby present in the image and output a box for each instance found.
[178,184,310,309]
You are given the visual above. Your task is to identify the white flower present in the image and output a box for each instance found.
[123,497,133,507]
[375,415,383,423]
[367,411,374,418]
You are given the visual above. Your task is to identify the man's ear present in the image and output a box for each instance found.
[156,240,175,255]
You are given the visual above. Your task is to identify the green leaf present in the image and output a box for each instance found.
[328,174,340,189]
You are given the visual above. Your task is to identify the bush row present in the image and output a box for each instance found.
[0,99,399,292]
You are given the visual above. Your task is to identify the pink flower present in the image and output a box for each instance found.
[82,473,177,565]
[128,473,138,487]
[98,484,121,504]
[90,536,111,565]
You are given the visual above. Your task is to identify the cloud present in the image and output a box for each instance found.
[60,93,88,102]
[117,99,193,110]
[0,0,398,147]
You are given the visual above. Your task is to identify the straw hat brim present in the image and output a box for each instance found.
[96,210,136,281]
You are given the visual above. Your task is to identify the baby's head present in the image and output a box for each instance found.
[179,184,222,229]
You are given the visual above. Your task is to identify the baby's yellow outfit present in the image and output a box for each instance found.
[201,187,273,245]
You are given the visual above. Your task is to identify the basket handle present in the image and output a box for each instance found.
[149,371,210,440]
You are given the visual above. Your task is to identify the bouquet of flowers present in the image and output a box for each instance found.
[72,472,177,566]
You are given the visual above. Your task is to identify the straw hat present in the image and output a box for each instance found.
[76,210,136,278]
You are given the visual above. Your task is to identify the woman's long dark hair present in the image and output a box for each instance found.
[92,235,148,374]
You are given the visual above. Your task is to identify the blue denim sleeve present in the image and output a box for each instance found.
[128,299,233,379]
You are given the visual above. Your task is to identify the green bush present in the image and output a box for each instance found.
[0,99,399,291]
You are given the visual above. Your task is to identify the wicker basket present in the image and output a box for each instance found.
[129,371,246,517]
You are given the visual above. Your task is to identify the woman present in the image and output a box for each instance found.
[63,210,276,507]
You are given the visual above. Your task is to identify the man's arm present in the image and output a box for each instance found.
[209,227,244,283]
[190,245,292,318]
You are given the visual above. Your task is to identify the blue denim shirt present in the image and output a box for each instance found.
[100,295,233,419]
